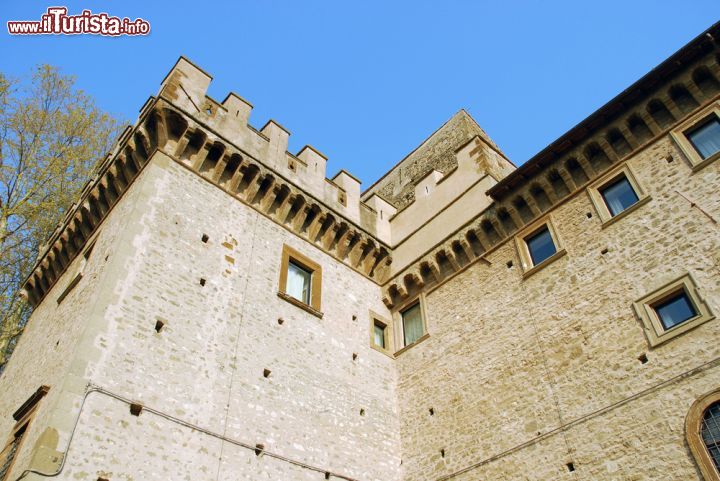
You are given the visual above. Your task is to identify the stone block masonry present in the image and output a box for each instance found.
[1,21,719,481]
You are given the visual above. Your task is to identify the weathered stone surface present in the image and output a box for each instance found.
[1,24,720,481]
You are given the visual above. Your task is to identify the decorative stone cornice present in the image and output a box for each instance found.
[22,96,392,307]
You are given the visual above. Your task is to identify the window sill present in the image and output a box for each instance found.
[370,343,395,359]
[56,272,83,304]
[690,149,720,172]
[599,194,652,229]
[521,249,567,279]
[277,291,324,319]
[646,314,715,347]
[394,333,430,357]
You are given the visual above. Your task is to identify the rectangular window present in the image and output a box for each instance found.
[587,164,650,226]
[402,303,424,346]
[0,424,26,481]
[278,245,322,316]
[286,261,312,305]
[525,227,556,266]
[670,103,720,171]
[373,320,386,349]
[369,311,394,355]
[1,386,49,481]
[515,217,566,278]
[687,117,720,160]
[633,273,715,346]
[652,290,698,330]
[600,175,639,217]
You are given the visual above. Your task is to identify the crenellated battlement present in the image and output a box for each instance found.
[158,56,383,234]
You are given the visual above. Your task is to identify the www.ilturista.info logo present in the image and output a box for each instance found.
[7,7,150,36]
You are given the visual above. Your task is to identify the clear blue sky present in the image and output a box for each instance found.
[2,2,719,186]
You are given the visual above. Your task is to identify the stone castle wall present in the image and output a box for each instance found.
[26,152,400,481]
[394,133,720,480]
[1,27,720,481]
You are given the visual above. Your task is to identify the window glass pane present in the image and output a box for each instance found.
[402,303,424,346]
[526,227,557,266]
[373,322,386,349]
[600,176,639,216]
[687,117,720,159]
[701,402,720,472]
[653,291,697,330]
[286,261,311,304]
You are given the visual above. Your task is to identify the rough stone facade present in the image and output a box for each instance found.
[1,21,720,481]
[362,110,507,210]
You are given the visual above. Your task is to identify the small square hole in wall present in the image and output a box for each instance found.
[288,160,296,171]
[429,407,435,416]
[352,314,357,321]
[254,444,264,456]
[338,192,347,206]
[154,320,164,333]
[263,368,271,378]
[506,260,513,269]
[324,473,331,480]
[352,353,358,361]
[666,155,674,163]
[129,403,143,416]
[586,212,593,219]
[600,247,609,255]
[201,234,209,243]
[359,408,365,416]
[200,278,206,286]
[277,317,284,325]
[440,449,446,458]
[638,353,649,364]
[566,462,575,472]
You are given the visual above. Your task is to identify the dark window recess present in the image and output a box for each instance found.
[600,176,639,217]
[653,290,698,330]
[0,424,27,480]
[373,321,386,349]
[687,117,720,159]
[525,227,557,266]
[701,402,720,472]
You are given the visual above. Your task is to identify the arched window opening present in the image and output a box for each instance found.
[687,390,720,481]
[701,402,720,474]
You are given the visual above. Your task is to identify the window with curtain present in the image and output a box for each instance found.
[600,175,639,217]
[286,261,312,305]
[651,289,698,330]
[402,303,424,346]
[687,116,720,159]
[701,401,720,473]
[525,227,557,266]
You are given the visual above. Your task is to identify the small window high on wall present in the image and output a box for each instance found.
[687,116,720,160]
[587,163,650,227]
[633,273,715,347]
[0,386,49,481]
[671,101,720,171]
[287,261,312,305]
[401,302,424,347]
[515,216,566,278]
[278,245,322,316]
